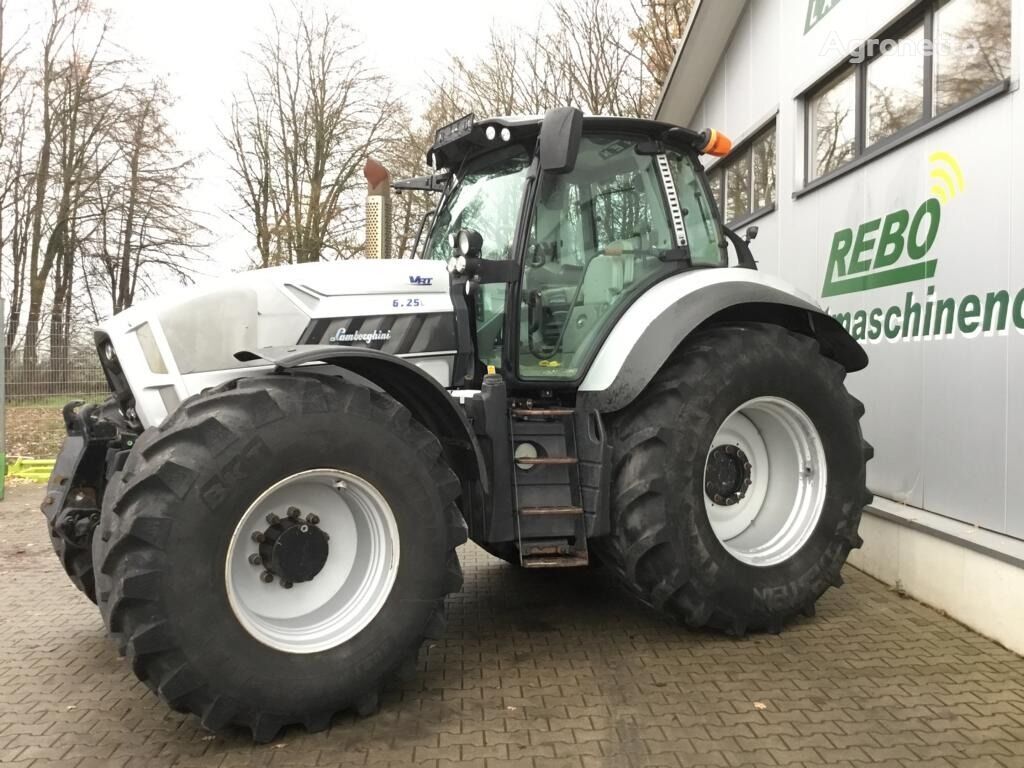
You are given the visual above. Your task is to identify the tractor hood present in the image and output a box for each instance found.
[97,259,455,427]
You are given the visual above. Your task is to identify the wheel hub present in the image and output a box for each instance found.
[226,469,400,654]
[702,397,827,568]
[255,507,329,588]
[704,444,752,506]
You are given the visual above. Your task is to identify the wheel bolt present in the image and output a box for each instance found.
[260,571,274,583]
[306,514,320,525]
[281,580,293,589]
[251,531,264,543]
[713,494,724,504]
[248,553,262,566]
[725,445,736,454]
[266,513,280,525]
[744,462,752,471]
[744,478,752,487]
[287,506,301,520]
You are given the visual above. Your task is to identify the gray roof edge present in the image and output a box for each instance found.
[654,0,748,125]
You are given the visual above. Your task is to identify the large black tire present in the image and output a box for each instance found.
[595,322,872,634]
[92,373,466,741]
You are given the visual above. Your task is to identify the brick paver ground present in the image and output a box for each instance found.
[2,482,1023,767]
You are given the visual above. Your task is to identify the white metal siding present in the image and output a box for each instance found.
[664,0,1024,540]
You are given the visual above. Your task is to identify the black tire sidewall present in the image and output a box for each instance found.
[618,326,865,625]
[159,402,449,715]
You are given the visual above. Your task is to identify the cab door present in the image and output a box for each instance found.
[516,134,725,381]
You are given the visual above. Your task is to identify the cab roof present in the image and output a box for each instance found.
[427,113,706,171]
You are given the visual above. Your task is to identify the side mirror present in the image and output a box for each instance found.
[538,107,583,174]
[744,225,759,245]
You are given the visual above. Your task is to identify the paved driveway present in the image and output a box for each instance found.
[1,483,1023,767]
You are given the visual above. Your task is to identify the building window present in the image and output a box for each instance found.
[866,23,925,146]
[708,121,776,226]
[804,0,1011,182]
[934,0,1013,115]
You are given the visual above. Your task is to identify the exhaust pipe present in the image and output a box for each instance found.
[364,158,392,259]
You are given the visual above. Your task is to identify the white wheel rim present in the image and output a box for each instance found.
[225,469,399,653]
[703,397,827,567]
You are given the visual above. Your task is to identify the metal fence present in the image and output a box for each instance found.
[4,350,108,404]
[4,312,108,460]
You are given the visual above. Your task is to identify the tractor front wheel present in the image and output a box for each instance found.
[92,373,466,740]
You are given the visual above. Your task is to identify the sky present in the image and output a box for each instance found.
[77,0,559,276]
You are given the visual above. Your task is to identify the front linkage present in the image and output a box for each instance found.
[41,399,139,602]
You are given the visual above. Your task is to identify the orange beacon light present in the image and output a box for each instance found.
[700,129,733,157]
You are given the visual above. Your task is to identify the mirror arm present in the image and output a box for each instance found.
[466,258,520,284]
[723,227,758,270]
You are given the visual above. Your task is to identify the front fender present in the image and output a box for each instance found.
[577,270,867,412]
[236,345,487,494]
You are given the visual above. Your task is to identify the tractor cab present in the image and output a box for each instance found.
[415,109,736,388]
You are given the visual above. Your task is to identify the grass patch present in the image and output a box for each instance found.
[6,392,108,409]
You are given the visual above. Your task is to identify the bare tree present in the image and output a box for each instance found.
[427,0,655,124]
[81,81,205,315]
[225,6,401,266]
[627,0,695,93]
[543,0,650,117]
[21,0,121,383]
[0,0,204,395]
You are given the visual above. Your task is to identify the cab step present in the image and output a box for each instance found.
[515,456,578,466]
[519,505,584,517]
[521,555,590,568]
[509,401,589,569]
[511,407,575,419]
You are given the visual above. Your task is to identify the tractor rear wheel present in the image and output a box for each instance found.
[92,373,466,741]
[596,322,872,634]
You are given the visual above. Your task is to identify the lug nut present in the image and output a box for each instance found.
[281,580,293,589]
[251,531,264,543]
[287,506,301,520]
[725,445,736,454]
[266,513,280,525]
[248,553,262,566]
[744,462,752,470]
[713,494,724,504]
[306,514,320,525]
[260,571,274,583]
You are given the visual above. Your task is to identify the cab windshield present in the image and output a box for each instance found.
[425,146,531,262]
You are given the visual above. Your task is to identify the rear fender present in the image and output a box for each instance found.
[236,345,488,500]
[577,270,867,413]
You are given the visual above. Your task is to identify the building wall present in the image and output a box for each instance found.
[675,0,1024,542]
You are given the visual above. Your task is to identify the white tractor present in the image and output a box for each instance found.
[42,109,871,740]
